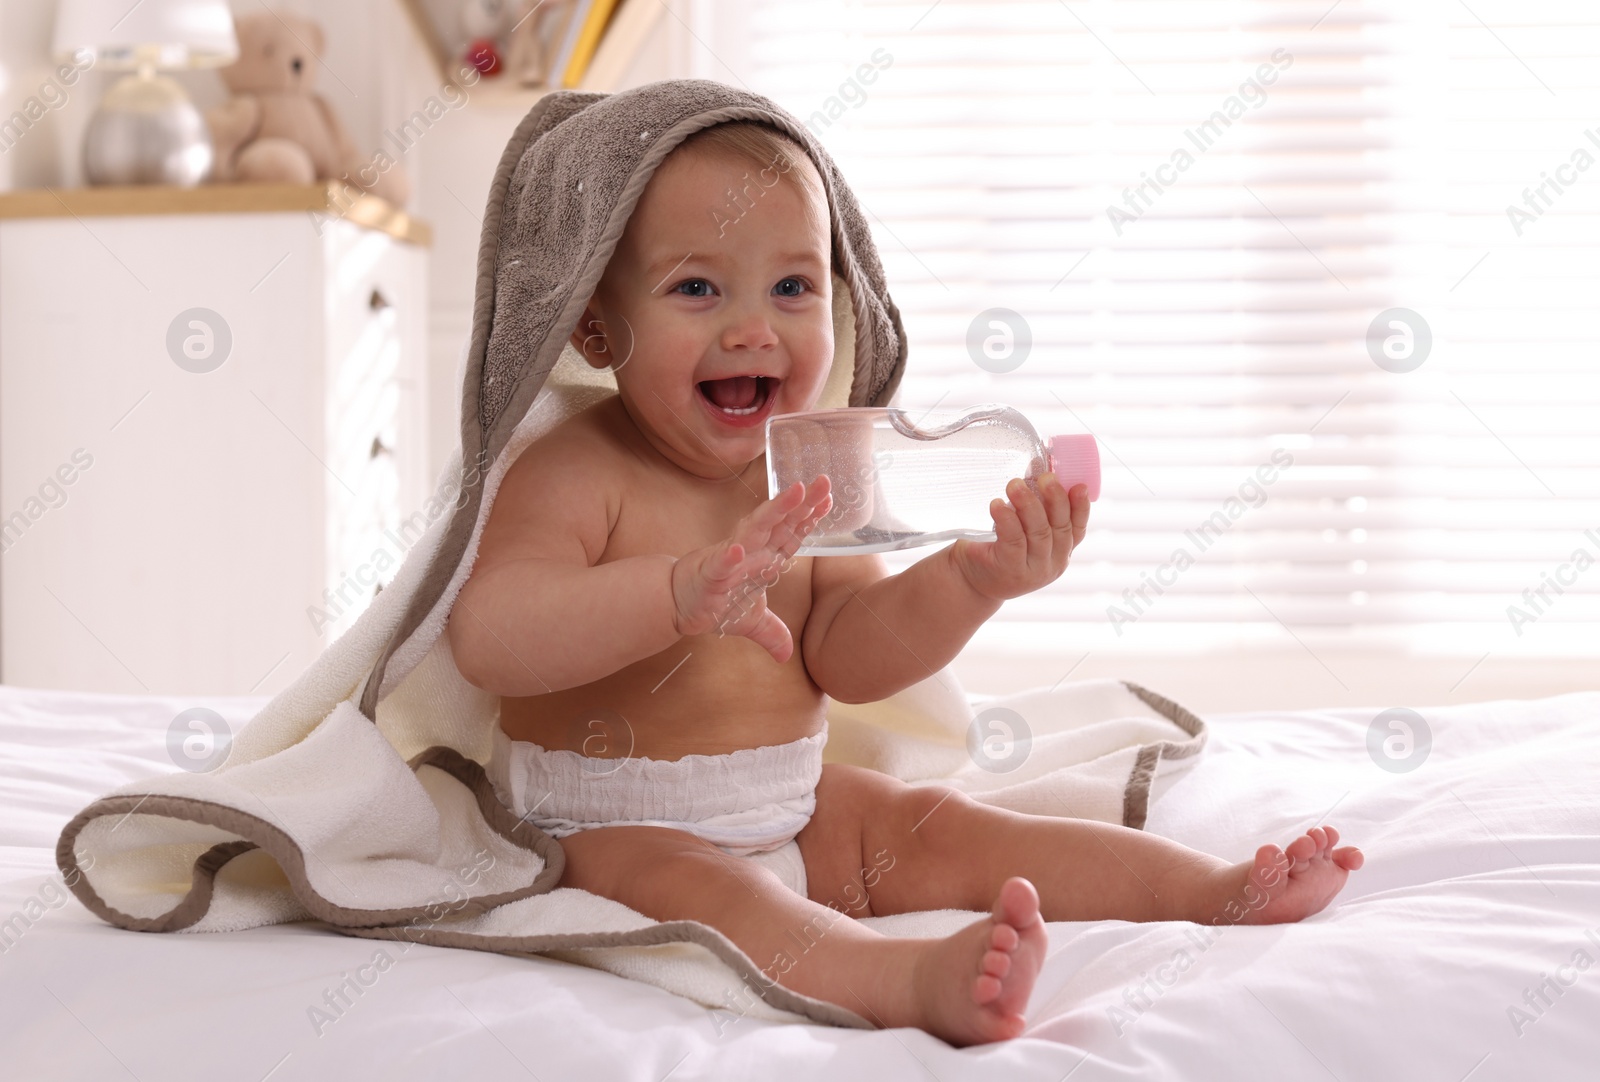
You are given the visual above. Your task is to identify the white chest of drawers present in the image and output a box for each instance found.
[0,182,431,696]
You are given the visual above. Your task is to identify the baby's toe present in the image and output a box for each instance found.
[1285,833,1317,866]
[992,877,1042,930]
[1253,843,1285,880]
[990,923,1019,952]
[982,948,1012,979]
[1333,846,1364,871]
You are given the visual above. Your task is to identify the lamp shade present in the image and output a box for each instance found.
[53,0,238,69]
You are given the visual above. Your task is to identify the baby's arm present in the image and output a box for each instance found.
[447,439,672,695]
[804,473,1089,704]
[447,439,831,695]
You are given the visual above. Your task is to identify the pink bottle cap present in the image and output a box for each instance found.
[1047,434,1101,502]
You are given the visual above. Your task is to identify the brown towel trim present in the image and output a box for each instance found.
[1120,680,1209,830]
[331,919,873,1030]
[54,744,871,1029]
[54,754,563,933]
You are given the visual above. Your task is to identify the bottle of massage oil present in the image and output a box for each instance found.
[764,404,1100,555]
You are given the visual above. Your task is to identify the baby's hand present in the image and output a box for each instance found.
[948,473,1089,602]
[670,475,833,663]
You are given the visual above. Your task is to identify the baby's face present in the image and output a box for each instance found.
[574,144,834,481]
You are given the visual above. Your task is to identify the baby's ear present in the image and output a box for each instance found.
[567,299,607,368]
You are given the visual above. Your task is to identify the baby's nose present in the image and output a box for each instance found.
[721,314,779,350]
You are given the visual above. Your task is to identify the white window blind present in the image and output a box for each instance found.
[716,0,1600,661]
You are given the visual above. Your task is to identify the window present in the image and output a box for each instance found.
[705,0,1600,681]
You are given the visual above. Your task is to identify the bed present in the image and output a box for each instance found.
[3,681,1596,1080]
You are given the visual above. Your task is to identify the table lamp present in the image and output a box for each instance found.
[52,0,238,186]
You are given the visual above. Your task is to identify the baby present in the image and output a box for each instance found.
[447,119,1363,1046]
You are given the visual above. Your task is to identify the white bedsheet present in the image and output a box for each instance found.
[2,683,1596,1080]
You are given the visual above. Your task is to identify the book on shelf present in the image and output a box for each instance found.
[541,0,593,88]
[557,0,619,89]
[577,0,665,91]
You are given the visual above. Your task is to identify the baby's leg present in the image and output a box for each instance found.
[556,823,1048,1045]
[956,814,1365,926]
[805,764,1363,927]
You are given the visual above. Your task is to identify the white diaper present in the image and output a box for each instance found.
[487,722,827,897]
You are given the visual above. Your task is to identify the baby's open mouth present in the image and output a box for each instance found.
[697,375,776,417]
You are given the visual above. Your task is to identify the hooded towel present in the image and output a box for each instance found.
[56,79,1206,1030]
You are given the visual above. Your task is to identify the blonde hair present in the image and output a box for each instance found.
[674,120,828,210]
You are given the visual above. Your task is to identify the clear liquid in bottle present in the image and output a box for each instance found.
[765,404,1100,555]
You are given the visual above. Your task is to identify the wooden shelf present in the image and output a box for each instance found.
[0,181,432,247]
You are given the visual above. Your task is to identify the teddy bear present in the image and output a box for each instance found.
[205,11,410,208]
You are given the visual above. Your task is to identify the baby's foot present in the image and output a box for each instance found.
[909,876,1047,1046]
[1225,826,1364,925]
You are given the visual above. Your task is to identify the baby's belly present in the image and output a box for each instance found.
[497,634,828,760]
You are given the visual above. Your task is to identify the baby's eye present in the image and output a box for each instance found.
[672,278,716,298]
[773,277,810,298]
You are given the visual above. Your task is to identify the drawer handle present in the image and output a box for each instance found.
[370,436,392,459]
[369,288,391,311]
